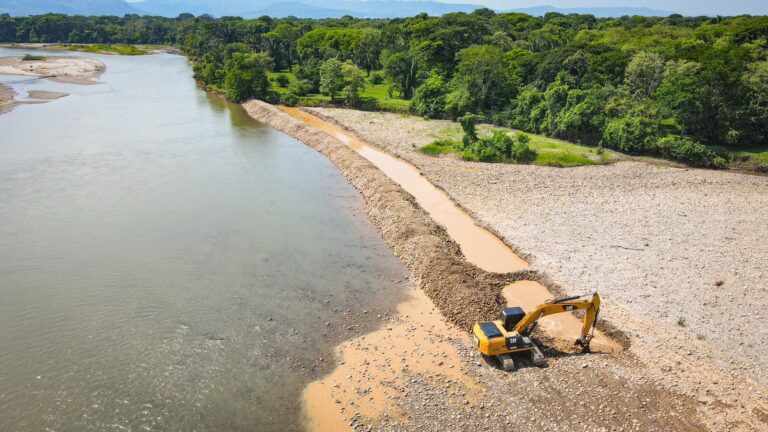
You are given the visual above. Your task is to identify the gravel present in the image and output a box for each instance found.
[307,107,768,431]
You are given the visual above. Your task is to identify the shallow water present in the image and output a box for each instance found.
[0,48,407,431]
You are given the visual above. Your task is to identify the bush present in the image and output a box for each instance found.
[369,71,385,84]
[281,91,300,106]
[657,136,726,168]
[457,113,483,148]
[412,75,448,118]
[287,79,313,97]
[602,113,661,153]
[511,133,537,163]
[420,139,459,156]
[276,74,290,87]
[462,130,537,163]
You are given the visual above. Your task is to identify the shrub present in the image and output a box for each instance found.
[287,79,313,97]
[369,71,385,84]
[602,113,661,153]
[420,139,459,156]
[656,136,726,168]
[457,113,483,148]
[462,130,537,164]
[281,91,300,106]
[511,133,537,163]
[276,74,290,87]
[412,75,448,118]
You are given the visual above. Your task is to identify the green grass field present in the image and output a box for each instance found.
[422,123,614,168]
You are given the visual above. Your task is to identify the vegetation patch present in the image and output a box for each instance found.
[61,44,146,55]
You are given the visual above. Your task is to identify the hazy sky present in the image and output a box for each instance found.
[124,0,768,16]
[446,0,768,15]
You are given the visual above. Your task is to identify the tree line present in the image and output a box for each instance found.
[1,12,766,167]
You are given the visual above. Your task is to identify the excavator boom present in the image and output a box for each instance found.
[513,292,601,348]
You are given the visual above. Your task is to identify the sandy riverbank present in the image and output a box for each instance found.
[245,101,768,431]
[0,55,105,84]
[0,83,15,115]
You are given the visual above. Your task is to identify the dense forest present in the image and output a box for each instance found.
[1,12,767,168]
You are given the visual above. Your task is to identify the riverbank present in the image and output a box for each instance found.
[0,83,15,115]
[0,55,104,84]
[243,101,768,431]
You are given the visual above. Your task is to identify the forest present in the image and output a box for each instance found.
[1,12,767,168]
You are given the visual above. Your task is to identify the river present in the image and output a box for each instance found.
[0,48,408,431]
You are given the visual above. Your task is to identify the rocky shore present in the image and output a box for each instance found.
[244,101,768,431]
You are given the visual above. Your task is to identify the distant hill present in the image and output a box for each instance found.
[507,5,675,18]
[132,0,479,18]
[0,0,678,19]
[0,0,142,16]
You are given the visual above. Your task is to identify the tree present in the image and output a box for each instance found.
[384,51,421,99]
[223,52,273,103]
[448,45,515,113]
[320,58,345,100]
[625,51,665,99]
[342,62,366,106]
[654,60,707,136]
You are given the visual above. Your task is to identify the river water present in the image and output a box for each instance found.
[0,48,408,431]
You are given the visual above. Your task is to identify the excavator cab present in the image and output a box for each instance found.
[472,292,601,371]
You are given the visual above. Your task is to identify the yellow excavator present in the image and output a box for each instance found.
[472,292,601,371]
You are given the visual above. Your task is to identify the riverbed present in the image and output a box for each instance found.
[0,48,409,431]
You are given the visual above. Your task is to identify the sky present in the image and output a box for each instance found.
[123,0,768,16]
[446,0,768,15]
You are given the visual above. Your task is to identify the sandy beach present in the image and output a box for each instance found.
[0,55,104,84]
[243,102,768,431]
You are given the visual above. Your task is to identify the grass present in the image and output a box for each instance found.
[420,139,461,156]
[421,124,614,167]
[60,44,146,55]
[707,144,768,172]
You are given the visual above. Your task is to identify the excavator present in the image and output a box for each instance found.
[472,292,601,371]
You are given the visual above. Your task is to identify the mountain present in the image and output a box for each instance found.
[0,0,142,16]
[131,0,479,18]
[507,5,675,17]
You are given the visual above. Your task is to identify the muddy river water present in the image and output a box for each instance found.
[0,49,408,431]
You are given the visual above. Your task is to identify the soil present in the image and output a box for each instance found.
[244,101,768,432]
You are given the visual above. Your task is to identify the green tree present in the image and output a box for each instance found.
[384,51,421,99]
[342,62,366,106]
[654,60,707,136]
[320,58,345,100]
[223,52,273,103]
[625,51,665,99]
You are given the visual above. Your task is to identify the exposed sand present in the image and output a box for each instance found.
[280,106,768,430]
[0,56,105,84]
[0,83,15,115]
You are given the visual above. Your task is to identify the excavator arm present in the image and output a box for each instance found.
[512,292,601,351]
